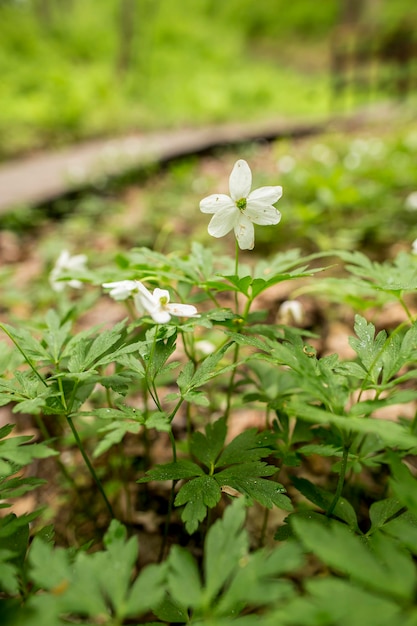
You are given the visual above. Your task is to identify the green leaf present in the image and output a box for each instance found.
[125,563,166,617]
[188,342,234,389]
[273,576,402,626]
[368,497,404,534]
[152,593,189,623]
[389,454,417,516]
[291,476,358,529]
[94,421,142,457]
[138,459,204,483]
[203,498,249,604]
[175,475,221,534]
[288,400,417,450]
[383,511,417,555]
[216,542,302,615]
[190,418,227,469]
[167,545,202,608]
[216,428,273,467]
[292,516,415,602]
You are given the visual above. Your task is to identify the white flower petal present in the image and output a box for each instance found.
[153,288,170,303]
[234,214,255,250]
[278,300,303,325]
[103,280,138,300]
[150,309,172,324]
[248,185,283,205]
[200,194,235,214]
[136,282,158,310]
[245,203,282,225]
[229,160,252,201]
[208,205,239,238]
[166,303,198,318]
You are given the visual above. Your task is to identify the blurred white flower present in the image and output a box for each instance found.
[412,239,417,255]
[102,280,139,300]
[134,284,198,324]
[311,144,335,165]
[277,155,295,173]
[405,192,417,212]
[49,250,87,292]
[195,340,216,355]
[343,152,361,170]
[278,300,303,325]
[200,159,282,250]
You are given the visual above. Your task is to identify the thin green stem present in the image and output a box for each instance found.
[259,507,270,548]
[327,443,351,518]
[398,294,415,324]
[234,240,240,314]
[66,415,114,519]
[158,429,178,562]
[224,342,239,422]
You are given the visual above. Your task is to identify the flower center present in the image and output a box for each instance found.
[159,295,169,307]
[236,197,247,212]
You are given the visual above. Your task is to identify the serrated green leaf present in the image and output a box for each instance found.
[291,476,358,529]
[167,546,202,608]
[94,421,141,457]
[190,418,227,469]
[29,537,71,591]
[368,497,404,534]
[183,390,210,406]
[289,400,417,450]
[125,563,166,617]
[203,498,248,603]
[217,471,292,512]
[152,592,189,623]
[389,454,417,516]
[216,542,303,615]
[273,576,402,626]
[177,360,195,392]
[0,558,19,595]
[138,459,204,483]
[175,475,221,534]
[216,428,273,467]
[292,517,414,601]
[383,512,417,555]
[188,342,233,389]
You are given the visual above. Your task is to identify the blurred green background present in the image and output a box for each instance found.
[1,0,416,159]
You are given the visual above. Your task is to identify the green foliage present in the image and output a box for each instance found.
[0,0,332,158]
[0,154,417,625]
[139,418,292,533]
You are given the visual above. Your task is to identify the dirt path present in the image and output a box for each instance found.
[0,107,393,214]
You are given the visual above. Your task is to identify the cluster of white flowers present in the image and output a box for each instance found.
[102,280,198,324]
[200,159,282,250]
[49,250,88,292]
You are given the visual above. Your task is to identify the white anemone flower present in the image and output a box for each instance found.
[278,300,303,325]
[102,280,139,300]
[412,239,417,255]
[50,250,87,292]
[134,283,198,324]
[200,159,283,250]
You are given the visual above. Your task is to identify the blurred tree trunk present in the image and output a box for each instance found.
[117,0,136,75]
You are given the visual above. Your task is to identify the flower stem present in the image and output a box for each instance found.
[159,429,178,561]
[398,293,415,324]
[66,415,114,519]
[234,240,240,314]
[327,443,351,518]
